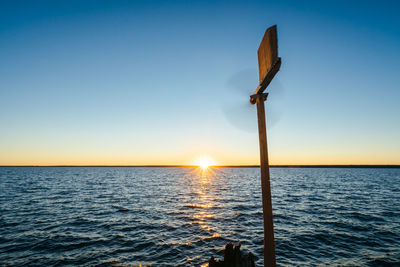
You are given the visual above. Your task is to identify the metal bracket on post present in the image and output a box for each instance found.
[250,93,269,105]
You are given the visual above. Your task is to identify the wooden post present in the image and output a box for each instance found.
[251,25,280,267]
[255,93,276,267]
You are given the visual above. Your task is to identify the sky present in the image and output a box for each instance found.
[0,0,399,166]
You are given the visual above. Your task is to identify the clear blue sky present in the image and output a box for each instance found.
[0,0,399,165]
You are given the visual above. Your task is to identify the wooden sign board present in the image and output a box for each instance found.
[258,25,278,82]
[255,25,281,95]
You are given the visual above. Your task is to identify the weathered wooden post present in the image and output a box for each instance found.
[250,25,281,267]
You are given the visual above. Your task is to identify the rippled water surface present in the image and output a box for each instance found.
[1,167,400,266]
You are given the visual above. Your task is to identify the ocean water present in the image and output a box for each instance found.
[0,167,399,266]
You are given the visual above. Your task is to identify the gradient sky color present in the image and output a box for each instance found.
[1,0,399,165]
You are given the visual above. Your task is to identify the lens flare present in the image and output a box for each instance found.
[194,157,215,170]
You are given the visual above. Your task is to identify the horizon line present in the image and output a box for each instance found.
[0,164,399,168]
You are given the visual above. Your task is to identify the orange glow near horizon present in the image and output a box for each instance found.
[1,148,399,166]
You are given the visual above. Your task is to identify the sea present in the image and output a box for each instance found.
[0,167,399,266]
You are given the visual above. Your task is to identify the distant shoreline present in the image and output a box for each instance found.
[1,165,399,168]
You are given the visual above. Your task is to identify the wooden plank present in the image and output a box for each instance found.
[257,25,278,84]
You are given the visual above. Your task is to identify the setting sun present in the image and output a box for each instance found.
[194,156,215,170]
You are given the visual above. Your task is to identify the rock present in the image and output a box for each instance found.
[209,242,255,267]
[118,208,129,213]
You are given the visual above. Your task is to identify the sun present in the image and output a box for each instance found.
[194,156,215,170]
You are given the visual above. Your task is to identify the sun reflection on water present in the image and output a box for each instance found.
[178,166,236,265]
[186,167,228,235]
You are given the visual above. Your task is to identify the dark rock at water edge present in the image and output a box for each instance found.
[209,242,255,267]
[118,208,129,213]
